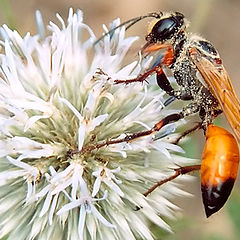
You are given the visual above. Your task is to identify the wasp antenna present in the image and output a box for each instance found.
[94,12,162,46]
[125,12,162,31]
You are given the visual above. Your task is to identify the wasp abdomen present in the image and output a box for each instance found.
[201,178,235,218]
[201,124,239,217]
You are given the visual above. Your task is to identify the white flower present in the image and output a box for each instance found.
[0,156,40,200]
[0,8,198,240]
[57,181,115,240]
[60,97,108,151]
[92,166,124,197]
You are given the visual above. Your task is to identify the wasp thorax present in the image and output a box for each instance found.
[198,40,218,56]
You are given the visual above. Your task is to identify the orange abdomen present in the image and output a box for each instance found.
[201,124,239,217]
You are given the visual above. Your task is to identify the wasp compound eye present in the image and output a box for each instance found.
[146,15,184,42]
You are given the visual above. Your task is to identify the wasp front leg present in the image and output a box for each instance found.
[115,64,193,101]
[115,43,193,101]
[114,43,174,85]
[156,68,193,101]
[114,66,160,84]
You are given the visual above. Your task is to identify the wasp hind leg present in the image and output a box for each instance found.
[144,164,201,197]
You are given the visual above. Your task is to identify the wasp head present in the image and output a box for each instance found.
[145,12,187,45]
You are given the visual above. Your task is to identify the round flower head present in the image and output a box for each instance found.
[0,9,197,240]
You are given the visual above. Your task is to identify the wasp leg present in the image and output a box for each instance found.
[114,66,159,84]
[115,50,193,101]
[156,68,193,100]
[142,43,174,65]
[144,164,201,197]
[171,122,202,145]
[143,43,193,100]
[124,102,200,143]
[125,113,183,142]
[110,103,200,145]
[114,64,193,101]
[108,102,200,144]
[78,102,201,155]
[114,43,174,85]
[76,113,183,155]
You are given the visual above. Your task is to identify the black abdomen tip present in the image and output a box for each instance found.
[201,178,235,218]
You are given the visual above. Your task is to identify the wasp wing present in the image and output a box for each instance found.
[190,49,240,142]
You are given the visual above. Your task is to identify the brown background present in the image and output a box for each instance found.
[0,0,240,239]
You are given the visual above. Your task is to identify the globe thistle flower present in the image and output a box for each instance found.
[0,9,198,240]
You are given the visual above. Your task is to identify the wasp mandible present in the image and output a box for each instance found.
[95,12,240,217]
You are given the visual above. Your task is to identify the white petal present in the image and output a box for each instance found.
[110,166,121,173]
[35,10,45,40]
[24,114,49,131]
[17,149,54,161]
[35,184,51,199]
[78,122,86,151]
[71,164,84,200]
[59,97,82,121]
[85,91,95,113]
[7,156,37,173]
[51,164,74,183]
[0,170,26,180]
[92,177,101,197]
[4,41,25,92]
[90,204,115,228]
[104,180,124,197]
[93,190,108,202]
[112,149,127,158]
[92,168,101,177]
[57,199,81,215]
[48,193,59,225]
[51,178,72,195]
[116,61,138,76]
[26,181,33,200]
[79,177,88,196]
[159,141,185,153]
[49,166,57,176]
[88,114,108,132]
[78,205,87,240]
[151,144,172,159]
[39,191,52,217]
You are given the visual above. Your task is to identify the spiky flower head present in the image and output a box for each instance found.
[0,9,196,240]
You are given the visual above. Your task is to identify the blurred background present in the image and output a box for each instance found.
[0,0,240,239]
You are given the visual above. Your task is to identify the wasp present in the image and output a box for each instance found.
[95,12,240,217]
